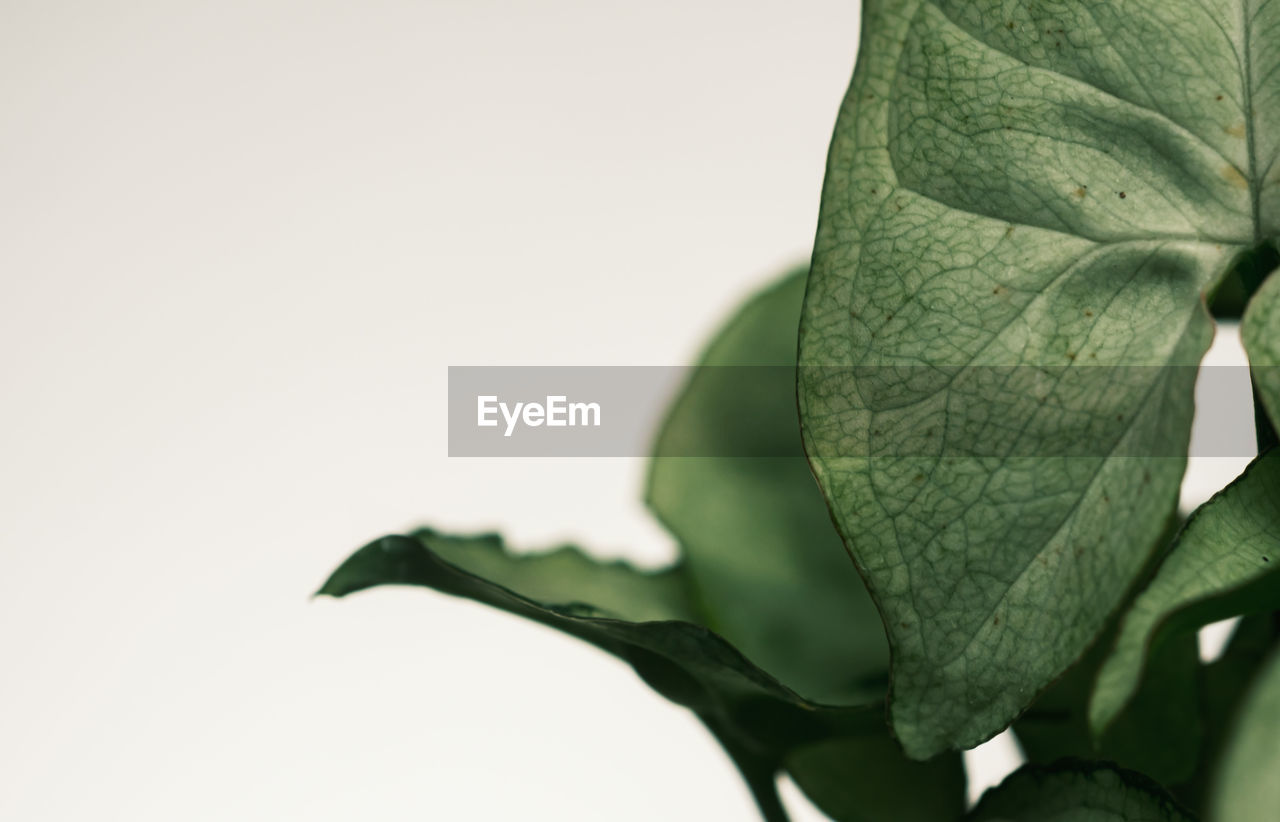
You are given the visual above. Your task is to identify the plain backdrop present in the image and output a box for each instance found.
[0,1,1255,819]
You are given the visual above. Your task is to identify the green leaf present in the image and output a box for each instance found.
[320,529,966,822]
[322,270,966,821]
[1090,449,1280,737]
[968,762,1194,822]
[318,530,885,822]
[1211,647,1280,822]
[799,0,1279,756]
[1013,625,1202,788]
[784,735,966,822]
[1243,260,1280,426]
[317,531,884,748]
[1011,513,1203,787]
[1174,614,1278,814]
[647,268,889,704]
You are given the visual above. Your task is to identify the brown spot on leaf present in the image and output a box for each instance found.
[1084,310,1094,317]
[1222,164,1248,188]
[1073,186,1087,198]
[1118,191,1127,199]
[1225,122,1247,138]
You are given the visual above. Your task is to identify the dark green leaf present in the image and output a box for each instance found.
[784,735,965,822]
[322,269,965,820]
[1013,625,1202,788]
[1211,647,1280,822]
[968,762,1194,822]
[1174,614,1278,814]
[318,530,884,751]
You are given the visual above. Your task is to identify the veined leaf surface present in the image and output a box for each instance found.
[799,0,1280,756]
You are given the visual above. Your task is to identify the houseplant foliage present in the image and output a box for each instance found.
[321,0,1280,818]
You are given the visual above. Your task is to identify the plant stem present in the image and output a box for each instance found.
[704,719,790,822]
[728,750,790,822]
[1254,387,1278,453]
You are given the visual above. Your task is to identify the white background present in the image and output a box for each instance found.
[0,1,1253,819]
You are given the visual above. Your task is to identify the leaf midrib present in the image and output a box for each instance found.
[1242,0,1263,240]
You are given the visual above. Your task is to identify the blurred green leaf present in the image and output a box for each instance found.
[647,268,889,705]
[968,762,1193,822]
[1013,624,1202,788]
[1211,647,1280,822]
[784,734,965,822]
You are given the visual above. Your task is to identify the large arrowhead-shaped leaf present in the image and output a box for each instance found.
[968,762,1194,822]
[1211,647,1280,822]
[1090,449,1280,737]
[799,0,1280,757]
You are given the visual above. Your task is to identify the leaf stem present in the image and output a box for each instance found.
[730,753,790,822]
[704,719,790,822]
[1254,388,1278,453]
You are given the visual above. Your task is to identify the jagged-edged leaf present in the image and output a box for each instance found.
[321,270,970,821]
[648,268,889,704]
[968,762,1194,822]
[318,529,898,822]
[1211,647,1280,822]
[318,530,885,750]
[1243,262,1280,426]
[784,734,965,822]
[1090,450,1280,737]
[320,532,965,821]
[799,0,1280,756]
